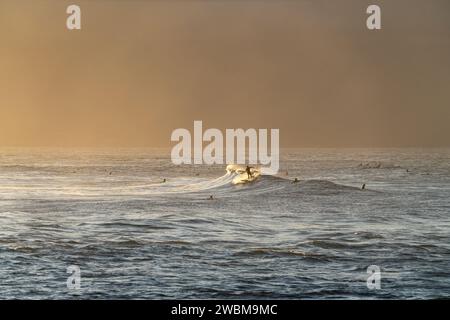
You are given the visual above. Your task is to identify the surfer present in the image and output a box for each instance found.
[208,195,214,200]
[162,178,166,183]
[292,178,299,183]
[362,183,366,190]
[245,166,254,179]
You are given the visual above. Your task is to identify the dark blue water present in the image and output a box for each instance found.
[0,148,449,299]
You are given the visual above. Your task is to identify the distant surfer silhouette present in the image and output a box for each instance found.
[292,178,299,183]
[245,166,254,179]
[362,183,366,190]
[208,195,214,200]
[162,178,166,183]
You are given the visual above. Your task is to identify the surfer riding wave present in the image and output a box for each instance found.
[226,164,261,184]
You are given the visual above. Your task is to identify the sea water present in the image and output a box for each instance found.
[0,148,449,299]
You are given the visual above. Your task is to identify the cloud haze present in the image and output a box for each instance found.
[1,0,449,147]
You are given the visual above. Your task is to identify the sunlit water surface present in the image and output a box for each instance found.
[0,148,449,299]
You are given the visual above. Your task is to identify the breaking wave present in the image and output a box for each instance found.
[0,165,366,200]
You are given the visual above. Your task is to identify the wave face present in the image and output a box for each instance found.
[170,166,365,199]
[0,148,450,299]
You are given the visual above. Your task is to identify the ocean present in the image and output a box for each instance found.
[0,148,449,299]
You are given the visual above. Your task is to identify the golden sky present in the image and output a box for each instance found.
[1,0,449,147]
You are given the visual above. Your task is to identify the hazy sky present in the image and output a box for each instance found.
[1,0,449,147]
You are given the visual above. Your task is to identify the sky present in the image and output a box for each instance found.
[0,0,449,147]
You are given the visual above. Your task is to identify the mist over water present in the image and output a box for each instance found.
[0,148,449,299]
